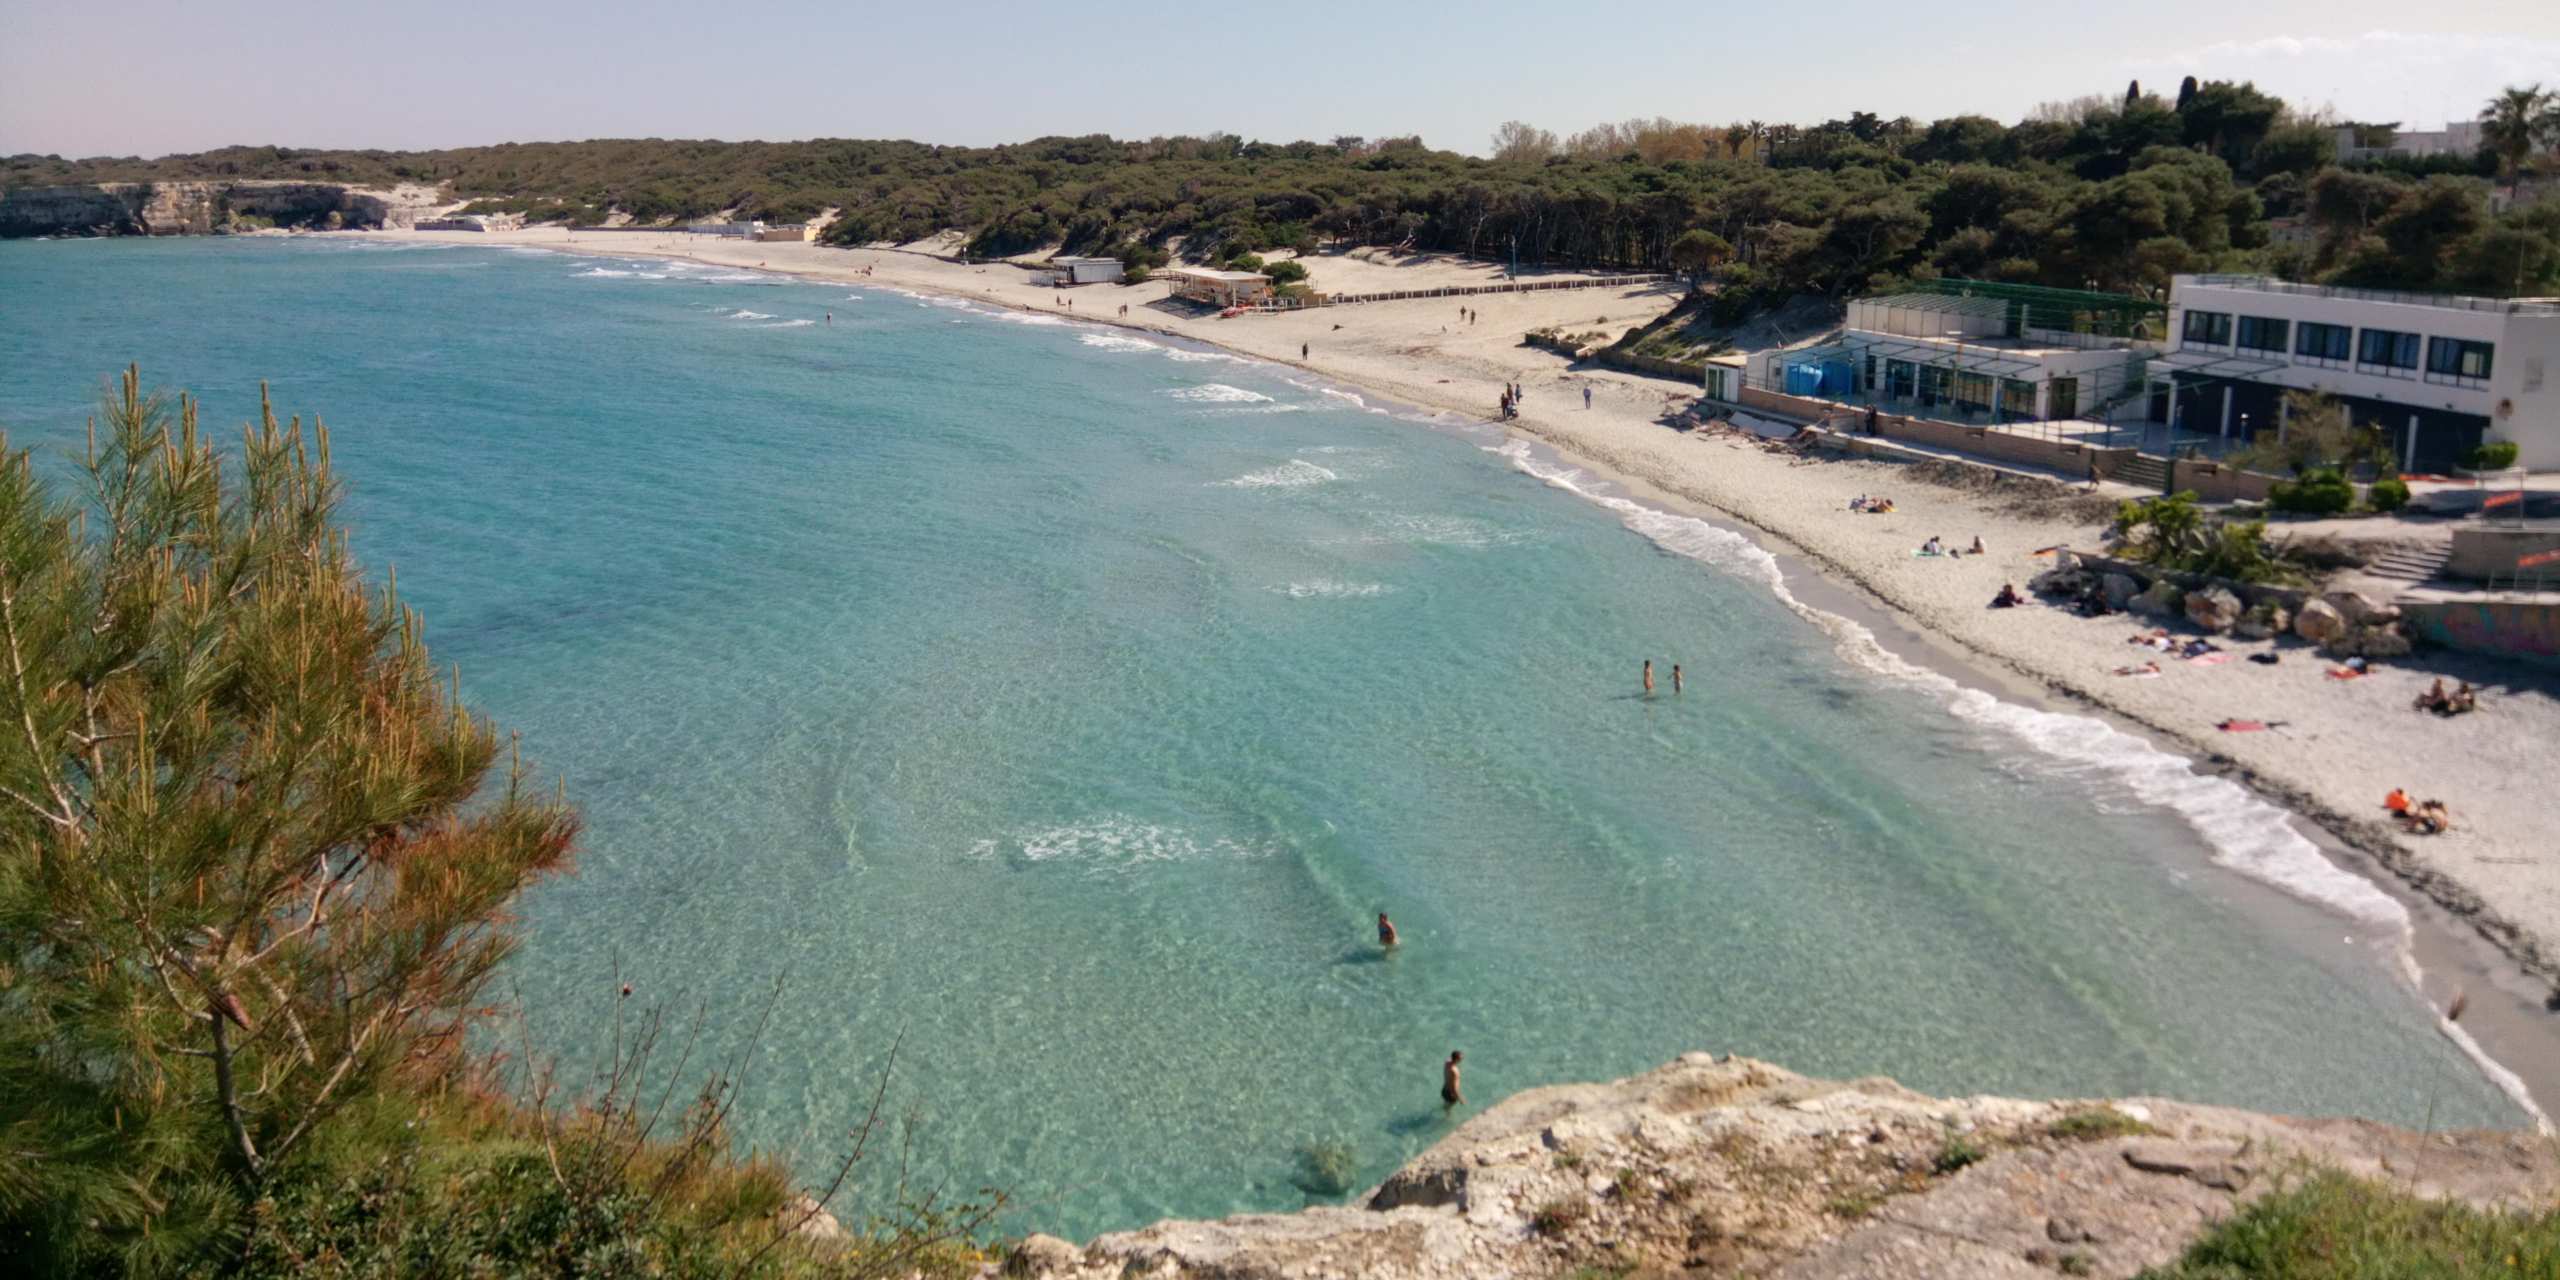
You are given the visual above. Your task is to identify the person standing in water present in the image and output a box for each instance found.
[1442,1051,1465,1109]
[1377,913,1399,949]
[1642,660,1655,696]
[825,312,832,325]
[1672,663,1683,695]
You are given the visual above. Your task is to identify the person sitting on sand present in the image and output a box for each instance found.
[2416,678,2449,712]
[1377,913,1399,949]
[2384,788,2412,815]
[1992,582,2023,609]
[1442,1051,1465,1109]
[2451,682,2478,714]
[1969,535,1986,555]
[2404,799,2452,835]
[1919,536,1944,556]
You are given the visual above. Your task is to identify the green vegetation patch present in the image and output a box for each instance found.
[2140,1169,2560,1278]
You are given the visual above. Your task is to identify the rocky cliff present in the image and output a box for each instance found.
[0,181,447,238]
[1002,1054,2558,1279]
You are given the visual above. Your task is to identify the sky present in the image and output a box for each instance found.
[3,0,2556,160]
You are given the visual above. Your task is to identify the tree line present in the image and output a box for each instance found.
[7,79,2557,300]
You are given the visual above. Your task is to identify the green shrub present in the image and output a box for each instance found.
[1264,259,1309,285]
[1531,1196,1590,1236]
[2046,1108,2159,1142]
[2145,1169,2560,1277]
[1932,1136,1987,1175]
[2268,467,2355,514]
[2465,440,2521,471]
[2367,475,2410,512]
[1122,264,1151,284]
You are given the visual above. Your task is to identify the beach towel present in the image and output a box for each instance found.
[2187,653,2234,666]
[2325,667,2366,681]
[2030,545,2064,557]
[2216,719,2284,732]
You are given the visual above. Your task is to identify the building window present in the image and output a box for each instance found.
[1885,359,1917,400]
[2235,315,2289,353]
[2357,328,2420,373]
[1952,370,1996,413]
[2424,337,2494,385]
[1705,368,1729,400]
[2295,321,2352,365]
[1999,378,2037,420]
[2182,309,2232,347]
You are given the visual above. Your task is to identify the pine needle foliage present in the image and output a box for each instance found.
[0,368,579,1272]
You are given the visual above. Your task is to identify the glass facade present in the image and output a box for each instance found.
[2235,315,2289,352]
[2182,309,2232,346]
[2357,328,2421,370]
[2295,321,2352,362]
[2425,337,2494,382]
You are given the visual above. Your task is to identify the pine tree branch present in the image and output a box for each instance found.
[206,1006,263,1180]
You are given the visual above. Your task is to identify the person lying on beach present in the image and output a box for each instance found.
[1919,536,1944,556]
[2128,628,2169,645]
[1991,583,2023,608]
[2180,638,2221,659]
[2401,800,2453,835]
[2113,660,2162,677]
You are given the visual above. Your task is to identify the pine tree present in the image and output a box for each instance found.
[0,369,578,1272]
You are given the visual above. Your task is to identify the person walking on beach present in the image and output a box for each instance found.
[1302,342,1310,360]
[1672,663,1683,695]
[1643,660,1655,696]
[1377,912,1399,949]
[1442,1051,1465,1109]
[1584,384,1593,410]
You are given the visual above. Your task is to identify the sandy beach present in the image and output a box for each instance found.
[381,223,2560,1056]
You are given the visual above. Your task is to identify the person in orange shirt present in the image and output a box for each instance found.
[2384,788,2412,815]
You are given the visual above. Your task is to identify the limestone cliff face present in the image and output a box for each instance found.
[1002,1054,2559,1280]
[0,181,447,238]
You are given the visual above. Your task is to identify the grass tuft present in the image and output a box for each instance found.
[2140,1169,2560,1277]
[2048,1108,2160,1143]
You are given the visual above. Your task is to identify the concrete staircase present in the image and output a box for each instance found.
[2112,454,2171,493]
[2361,543,2454,589]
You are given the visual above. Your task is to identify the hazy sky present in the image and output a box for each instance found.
[3,0,2555,159]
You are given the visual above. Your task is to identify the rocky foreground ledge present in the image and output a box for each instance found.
[1002,1054,2557,1279]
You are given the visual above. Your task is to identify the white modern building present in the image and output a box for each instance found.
[1749,288,2156,424]
[2150,274,2560,471]
[2332,120,2484,164]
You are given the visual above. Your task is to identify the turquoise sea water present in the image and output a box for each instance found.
[0,237,2522,1237]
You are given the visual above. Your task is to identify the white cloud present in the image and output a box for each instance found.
[2125,30,2560,125]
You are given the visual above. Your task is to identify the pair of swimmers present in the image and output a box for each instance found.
[1374,913,1465,1108]
[1641,660,1685,696]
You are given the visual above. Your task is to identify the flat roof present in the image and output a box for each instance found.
[1165,268,1271,282]
[2178,274,2560,317]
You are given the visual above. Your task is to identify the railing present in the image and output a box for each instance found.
[2182,274,2560,317]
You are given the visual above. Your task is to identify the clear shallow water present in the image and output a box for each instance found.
[0,237,2521,1236]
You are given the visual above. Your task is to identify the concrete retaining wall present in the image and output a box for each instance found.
[2447,526,2560,582]
[2403,599,2560,662]
[1741,387,2137,480]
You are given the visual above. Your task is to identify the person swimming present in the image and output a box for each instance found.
[1642,660,1654,696]
[1441,1051,1465,1108]
[1377,912,1399,949]
[1672,663,1683,695]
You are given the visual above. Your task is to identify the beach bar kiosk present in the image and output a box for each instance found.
[1164,268,1274,308]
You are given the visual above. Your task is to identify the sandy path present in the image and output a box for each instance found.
[376,226,2560,995]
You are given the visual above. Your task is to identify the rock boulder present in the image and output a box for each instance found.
[2184,587,2244,634]
[2102,573,2142,610]
[2294,598,2346,644]
[2233,602,2289,640]
[2131,580,2185,617]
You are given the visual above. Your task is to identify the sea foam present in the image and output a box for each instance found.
[969,818,1266,874]
[1166,384,1273,404]
[1219,459,1337,489]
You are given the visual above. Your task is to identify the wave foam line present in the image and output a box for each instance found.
[1484,440,2409,932]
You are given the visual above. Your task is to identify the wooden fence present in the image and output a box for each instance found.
[1322,275,1662,306]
